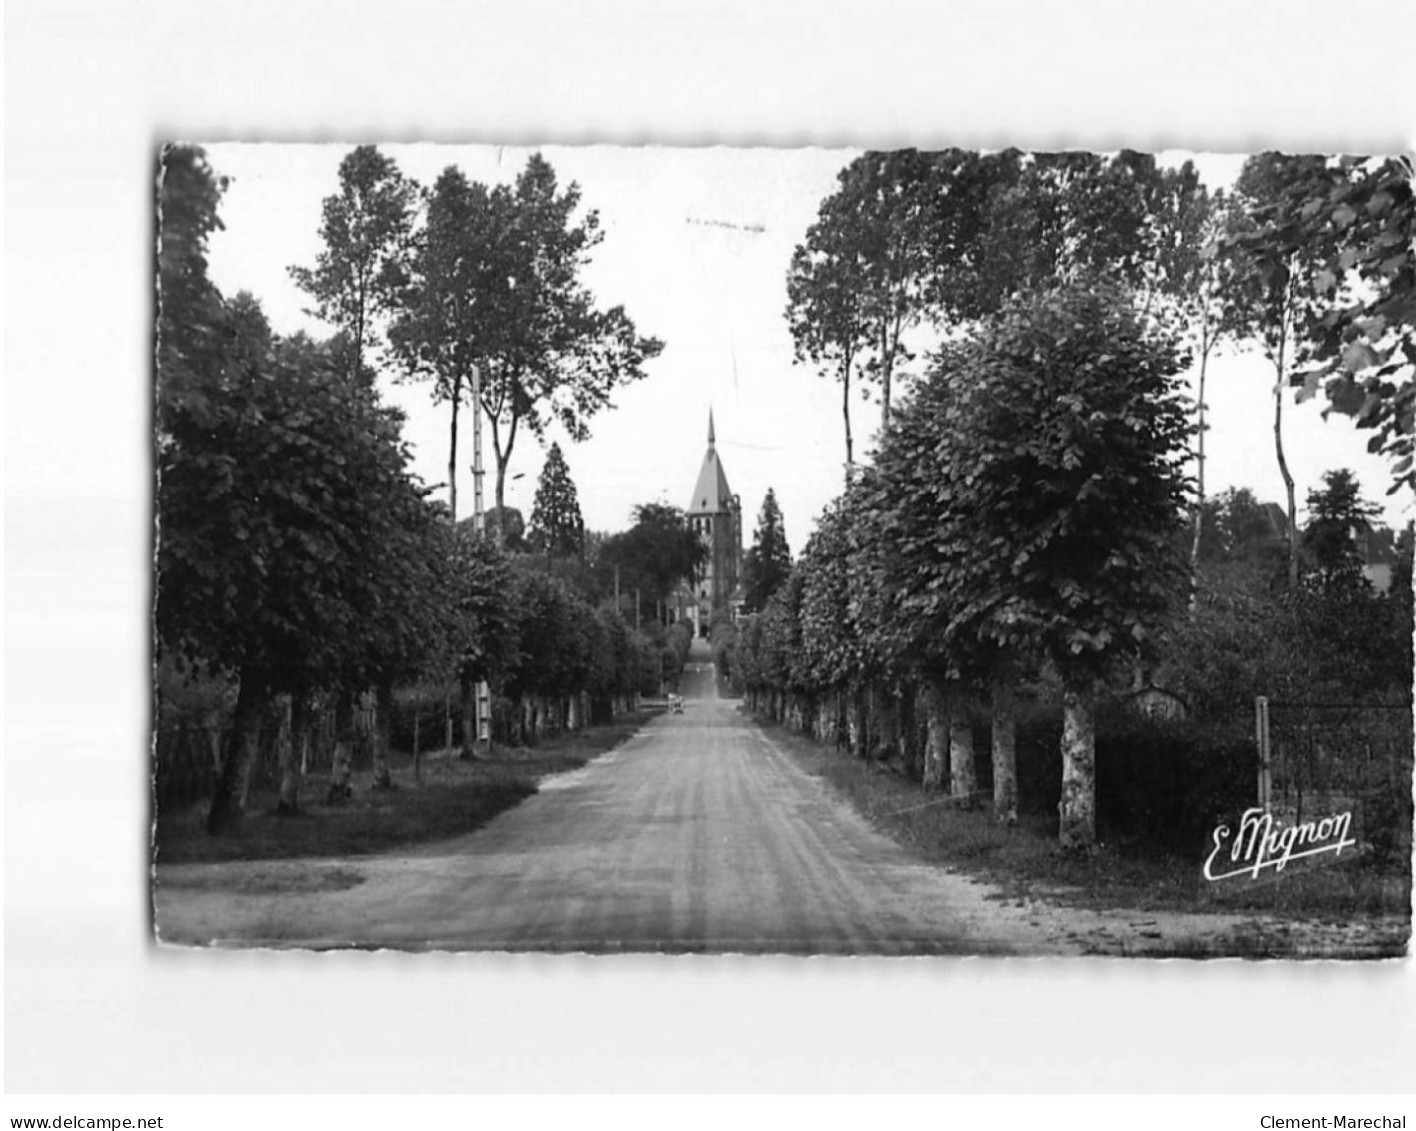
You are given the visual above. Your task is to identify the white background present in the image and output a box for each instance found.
[5,0,1416,1095]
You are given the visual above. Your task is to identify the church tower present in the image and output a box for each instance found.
[684,410,743,636]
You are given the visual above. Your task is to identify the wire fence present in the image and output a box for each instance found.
[1258,697,1413,864]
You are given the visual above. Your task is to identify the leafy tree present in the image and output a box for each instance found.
[877,283,1192,846]
[445,527,518,758]
[527,442,585,558]
[480,155,663,515]
[1195,486,1290,582]
[597,502,705,614]
[389,167,515,524]
[290,145,418,384]
[392,156,661,523]
[933,151,1200,322]
[504,567,593,727]
[785,189,872,469]
[156,145,230,422]
[1221,153,1340,586]
[741,488,792,613]
[1301,468,1381,594]
[1225,156,1414,494]
[158,311,442,831]
[1177,188,1247,570]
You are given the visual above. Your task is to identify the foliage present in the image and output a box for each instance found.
[786,150,941,432]
[478,155,662,512]
[741,487,792,613]
[1224,155,1414,494]
[597,502,705,610]
[527,442,585,558]
[156,144,229,403]
[1301,468,1381,594]
[871,283,1192,688]
[388,165,515,523]
[504,566,592,701]
[157,306,444,696]
[484,505,527,551]
[289,145,419,383]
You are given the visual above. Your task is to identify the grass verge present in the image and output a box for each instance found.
[755,711,1412,929]
[153,712,654,866]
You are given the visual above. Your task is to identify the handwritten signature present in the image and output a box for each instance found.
[1203,806,1357,883]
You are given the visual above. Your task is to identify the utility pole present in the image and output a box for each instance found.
[470,362,492,755]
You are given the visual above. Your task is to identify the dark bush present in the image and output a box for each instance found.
[1012,705,1256,858]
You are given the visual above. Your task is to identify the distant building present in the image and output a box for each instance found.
[680,410,743,636]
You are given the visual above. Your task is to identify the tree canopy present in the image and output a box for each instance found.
[741,488,792,613]
[527,442,585,558]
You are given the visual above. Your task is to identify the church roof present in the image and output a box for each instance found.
[688,410,735,514]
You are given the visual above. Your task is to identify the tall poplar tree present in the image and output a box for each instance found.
[290,145,418,384]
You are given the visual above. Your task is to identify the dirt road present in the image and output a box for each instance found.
[155,649,1284,954]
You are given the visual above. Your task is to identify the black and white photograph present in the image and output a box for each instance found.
[151,142,1413,958]
[8,0,1416,1109]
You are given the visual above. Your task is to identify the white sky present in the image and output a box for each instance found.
[204,143,1411,555]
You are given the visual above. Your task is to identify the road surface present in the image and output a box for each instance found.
[155,647,1084,953]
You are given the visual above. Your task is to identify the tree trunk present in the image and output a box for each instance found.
[840,359,854,471]
[874,683,900,763]
[899,684,920,782]
[448,374,461,525]
[847,687,867,758]
[921,676,947,791]
[947,682,977,802]
[371,683,395,790]
[990,676,1018,826]
[1189,327,1211,574]
[412,703,422,785]
[1273,283,1299,589]
[355,688,376,770]
[207,672,266,834]
[1058,685,1097,849]
[326,690,356,805]
[880,320,894,431]
[460,671,477,759]
[272,693,300,815]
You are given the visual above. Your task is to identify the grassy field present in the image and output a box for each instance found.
[756,710,1412,925]
[153,712,654,866]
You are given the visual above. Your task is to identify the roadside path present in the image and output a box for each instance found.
[155,647,1293,954]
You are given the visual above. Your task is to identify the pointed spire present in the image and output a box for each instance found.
[708,407,716,448]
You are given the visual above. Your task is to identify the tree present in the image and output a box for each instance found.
[785,189,872,470]
[1177,188,1246,570]
[741,488,792,613]
[876,283,1192,847]
[156,145,229,422]
[527,442,585,558]
[1301,468,1381,594]
[785,151,940,465]
[290,145,418,384]
[597,502,704,616]
[1196,486,1290,582]
[389,167,516,524]
[1225,155,1414,495]
[392,156,661,524]
[479,155,663,516]
[158,314,443,831]
[1221,153,1340,586]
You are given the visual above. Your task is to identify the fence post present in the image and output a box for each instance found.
[1255,695,1272,812]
